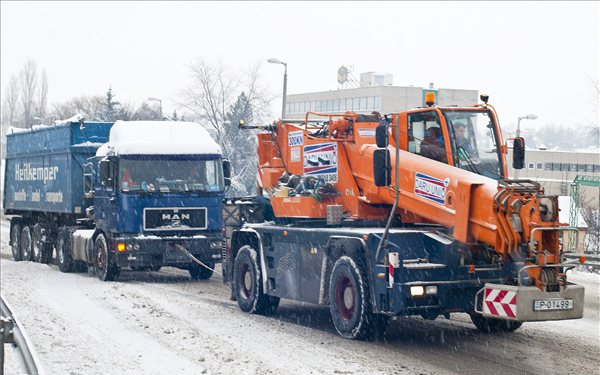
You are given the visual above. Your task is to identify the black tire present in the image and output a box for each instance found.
[470,313,523,333]
[189,263,213,280]
[233,246,279,315]
[95,233,119,281]
[57,228,74,273]
[328,256,374,340]
[32,224,52,264]
[10,222,23,261]
[20,226,33,261]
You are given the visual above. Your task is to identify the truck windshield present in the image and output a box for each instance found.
[119,158,224,193]
[443,109,504,179]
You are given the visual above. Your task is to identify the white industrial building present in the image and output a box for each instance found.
[507,149,600,209]
[285,72,478,120]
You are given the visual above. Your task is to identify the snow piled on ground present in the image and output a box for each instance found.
[1,220,599,375]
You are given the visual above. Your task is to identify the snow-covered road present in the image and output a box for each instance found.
[1,219,599,375]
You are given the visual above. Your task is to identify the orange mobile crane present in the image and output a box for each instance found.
[225,94,584,339]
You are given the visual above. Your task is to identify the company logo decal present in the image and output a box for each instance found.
[414,172,449,205]
[358,128,376,138]
[303,143,338,182]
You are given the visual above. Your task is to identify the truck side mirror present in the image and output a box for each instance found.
[373,149,391,187]
[513,137,525,170]
[99,159,114,186]
[376,122,389,148]
[222,159,232,187]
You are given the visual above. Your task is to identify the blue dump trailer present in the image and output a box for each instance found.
[4,120,230,281]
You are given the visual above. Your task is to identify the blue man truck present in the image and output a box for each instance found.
[4,119,229,281]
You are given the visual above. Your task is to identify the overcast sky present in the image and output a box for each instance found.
[1,1,598,132]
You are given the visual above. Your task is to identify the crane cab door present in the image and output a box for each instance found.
[405,110,452,165]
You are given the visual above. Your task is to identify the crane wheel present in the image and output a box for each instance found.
[328,256,375,340]
[233,246,279,315]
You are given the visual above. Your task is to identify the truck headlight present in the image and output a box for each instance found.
[410,286,425,297]
[210,241,222,250]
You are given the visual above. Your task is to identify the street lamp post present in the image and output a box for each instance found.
[516,113,537,138]
[267,58,287,120]
[514,113,537,178]
[147,97,163,120]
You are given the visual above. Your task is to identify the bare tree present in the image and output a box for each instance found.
[35,68,48,123]
[180,58,273,195]
[48,95,105,123]
[181,58,236,153]
[19,59,39,127]
[1,75,20,134]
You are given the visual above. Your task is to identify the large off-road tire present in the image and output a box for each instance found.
[328,256,375,340]
[10,222,23,261]
[56,228,74,273]
[32,224,52,264]
[189,263,214,280]
[20,226,33,261]
[95,233,119,281]
[233,246,279,315]
[470,313,523,333]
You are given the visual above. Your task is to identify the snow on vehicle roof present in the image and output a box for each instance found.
[96,121,221,156]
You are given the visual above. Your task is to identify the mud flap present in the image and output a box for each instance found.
[475,283,584,321]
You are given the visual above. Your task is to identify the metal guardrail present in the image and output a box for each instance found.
[1,294,44,375]
[563,253,600,270]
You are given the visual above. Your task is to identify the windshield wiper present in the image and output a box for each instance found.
[457,146,481,175]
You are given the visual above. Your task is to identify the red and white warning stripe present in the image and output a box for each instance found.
[482,288,517,318]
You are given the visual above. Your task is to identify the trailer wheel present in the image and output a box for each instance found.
[328,256,373,340]
[10,222,23,261]
[95,234,119,281]
[470,313,523,333]
[233,246,279,315]
[57,228,74,273]
[20,226,33,261]
[189,263,213,280]
[32,224,52,264]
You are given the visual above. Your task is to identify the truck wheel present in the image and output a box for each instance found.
[328,256,373,340]
[20,226,33,261]
[233,246,279,315]
[189,263,213,280]
[57,228,74,273]
[10,222,23,261]
[32,224,51,263]
[95,234,119,281]
[470,313,523,333]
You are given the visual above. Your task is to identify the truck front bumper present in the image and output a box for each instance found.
[475,283,585,321]
[112,235,222,268]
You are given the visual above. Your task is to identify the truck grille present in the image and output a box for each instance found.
[143,207,207,231]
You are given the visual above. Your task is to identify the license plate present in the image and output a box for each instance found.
[533,298,573,311]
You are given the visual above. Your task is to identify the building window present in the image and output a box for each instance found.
[333,99,340,112]
[594,165,600,172]
[537,163,543,170]
[352,97,360,111]
[577,164,586,172]
[374,96,381,110]
[570,163,577,171]
[561,163,570,171]
[586,164,594,172]
[345,98,352,111]
[545,163,552,170]
[528,162,535,169]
